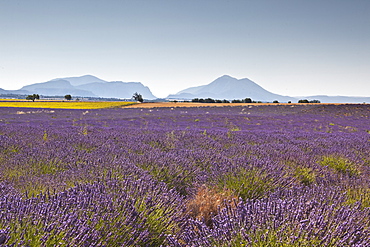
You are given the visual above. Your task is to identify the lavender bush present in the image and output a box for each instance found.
[0,104,369,246]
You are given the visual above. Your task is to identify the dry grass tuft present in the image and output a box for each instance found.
[186,185,237,227]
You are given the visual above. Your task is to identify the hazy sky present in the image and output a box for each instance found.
[1,0,369,98]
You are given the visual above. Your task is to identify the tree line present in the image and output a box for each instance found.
[191,98,321,103]
[191,98,258,103]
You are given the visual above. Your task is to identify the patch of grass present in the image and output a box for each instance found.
[74,143,96,153]
[43,130,48,141]
[319,155,360,177]
[294,167,316,186]
[345,187,370,208]
[82,125,89,136]
[229,126,241,132]
[139,163,195,196]
[3,158,65,180]
[216,168,276,200]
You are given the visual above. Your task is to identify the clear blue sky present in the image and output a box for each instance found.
[1,0,369,98]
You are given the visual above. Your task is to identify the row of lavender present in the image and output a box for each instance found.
[0,104,369,246]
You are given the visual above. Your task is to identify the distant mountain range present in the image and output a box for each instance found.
[1,75,156,99]
[1,75,369,103]
[168,75,370,103]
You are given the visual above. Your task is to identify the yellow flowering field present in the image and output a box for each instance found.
[0,100,136,109]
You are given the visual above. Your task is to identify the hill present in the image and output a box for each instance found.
[167,75,295,102]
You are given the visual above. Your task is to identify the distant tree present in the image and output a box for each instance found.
[26,94,40,102]
[222,99,230,103]
[232,99,242,103]
[204,98,215,103]
[288,101,292,103]
[64,94,72,100]
[192,98,199,102]
[273,100,279,103]
[298,99,309,103]
[309,99,321,103]
[133,92,144,103]
[243,98,252,103]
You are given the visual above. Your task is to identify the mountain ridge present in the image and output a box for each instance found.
[11,75,157,99]
[1,75,369,103]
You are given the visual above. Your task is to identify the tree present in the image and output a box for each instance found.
[243,98,252,103]
[26,94,40,102]
[298,99,309,103]
[204,98,215,103]
[273,100,279,103]
[64,94,72,100]
[133,92,144,103]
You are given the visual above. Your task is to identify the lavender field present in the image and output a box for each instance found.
[0,104,369,246]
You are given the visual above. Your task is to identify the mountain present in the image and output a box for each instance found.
[75,81,155,99]
[52,75,106,86]
[15,75,156,99]
[20,79,96,97]
[168,75,295,102]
